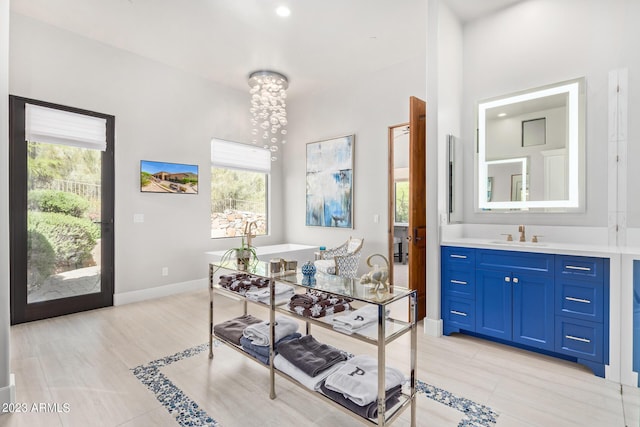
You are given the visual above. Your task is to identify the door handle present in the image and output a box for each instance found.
[93,219,114,225]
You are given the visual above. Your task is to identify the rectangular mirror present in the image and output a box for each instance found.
[447,134,463,223]
[477,77,585,211]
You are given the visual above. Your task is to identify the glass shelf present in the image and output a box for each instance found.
[211,260,412,306]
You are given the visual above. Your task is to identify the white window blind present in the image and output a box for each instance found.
[25,103,107,151]
[211,138,271,173]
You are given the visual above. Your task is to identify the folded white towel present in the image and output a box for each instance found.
[323,355,405,406]
[242,315,299,346]
[245,282,294,301]
[273,354,346,391]
[332,305,387,335]
[263,289,295,305]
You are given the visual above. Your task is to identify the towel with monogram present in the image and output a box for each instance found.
[332,305,388,335]
[320,381,402,419]
[323,354,405,406]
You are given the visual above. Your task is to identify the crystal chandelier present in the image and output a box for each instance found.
[248,70,288,161]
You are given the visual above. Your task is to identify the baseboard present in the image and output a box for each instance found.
[114,278,207,306]
[423,317,442,337]
[0,374,15,410]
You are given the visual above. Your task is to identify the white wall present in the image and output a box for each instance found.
[282,54,426,270]
[0,0,15,409]
[624,0,640,229]
[9,13,285,301]
[424,0,464,334]
[460,0,638,227]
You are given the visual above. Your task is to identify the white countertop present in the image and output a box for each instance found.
[440,237,630,258]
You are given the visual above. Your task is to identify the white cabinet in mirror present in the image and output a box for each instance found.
[476,77,585,211]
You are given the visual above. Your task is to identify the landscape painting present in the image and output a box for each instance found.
[140,160,199,194]
[305,135,354,228]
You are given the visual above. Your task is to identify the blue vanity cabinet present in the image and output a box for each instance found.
[476,249,555,351]
[441,247,476,335]
[441,246,610,377]
[554,255,609,377]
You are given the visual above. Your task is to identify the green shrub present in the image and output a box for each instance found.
[28,189,90,218]
[26,229,56,287]
[28,211,100,270]
[140,171,152,187]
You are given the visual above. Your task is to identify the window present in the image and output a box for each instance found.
[210,139,270,239]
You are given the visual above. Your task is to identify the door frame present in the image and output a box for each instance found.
[9,96,115,324]
[388,96,427,320]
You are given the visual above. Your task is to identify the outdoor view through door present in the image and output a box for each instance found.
[9,97,114,324]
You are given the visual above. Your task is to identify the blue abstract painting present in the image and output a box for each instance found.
[306,135,354,228]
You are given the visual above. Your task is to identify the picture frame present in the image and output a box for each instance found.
[140,160,199,194]
[305,134,355,228]
[522,117,546,147]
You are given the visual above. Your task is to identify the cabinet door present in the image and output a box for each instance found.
[512,271,555,351]
[476,269,512,340]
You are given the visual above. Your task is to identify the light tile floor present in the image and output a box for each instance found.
[1,289,638,427]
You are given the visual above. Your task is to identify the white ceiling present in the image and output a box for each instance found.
[10,0,524,99]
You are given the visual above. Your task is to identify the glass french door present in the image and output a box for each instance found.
[9,96,114,324]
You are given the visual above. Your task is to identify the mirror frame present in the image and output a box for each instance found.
[476,77,585,211]
[388,122,410,287]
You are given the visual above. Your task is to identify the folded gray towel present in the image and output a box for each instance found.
[276,335,347,377]
[213,314,262,345]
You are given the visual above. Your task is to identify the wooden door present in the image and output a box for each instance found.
[408,96,426,319]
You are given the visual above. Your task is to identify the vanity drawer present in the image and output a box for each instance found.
[555,280,603,322]
[476,249,553,274]
[442,246,475,267]
[556,256,604,283]
[555,317,603,362]
[443,297,475,331]
[443,268,475,299]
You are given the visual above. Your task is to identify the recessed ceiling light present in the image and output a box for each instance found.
[497,112,507,117]
[276,6,291,17]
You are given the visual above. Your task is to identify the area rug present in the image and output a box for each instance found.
[132,342,498,427]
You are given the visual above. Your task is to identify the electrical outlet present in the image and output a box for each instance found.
[161,267,168,276]
[134,214,144,223]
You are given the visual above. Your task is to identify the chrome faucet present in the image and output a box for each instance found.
[518,225,526,242]
[244,220,258,248]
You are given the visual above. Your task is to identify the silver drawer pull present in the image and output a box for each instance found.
[451,280,468,285]
[450,254,467,259]
[565,265,591,272]
[565,296,591,304]
[450,310,467,317]
[566,335,591,343]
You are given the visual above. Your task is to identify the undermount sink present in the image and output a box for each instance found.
[489,240,547,247]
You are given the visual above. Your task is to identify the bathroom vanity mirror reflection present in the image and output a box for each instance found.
[477,78,585,211]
